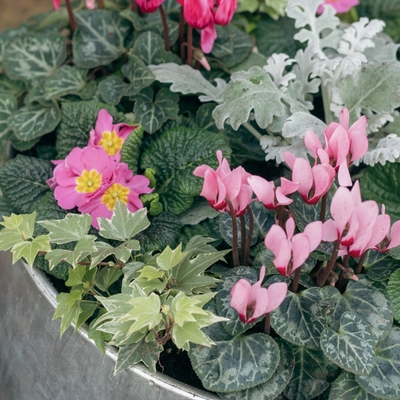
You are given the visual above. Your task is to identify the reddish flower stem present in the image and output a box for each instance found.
[316,240,340,287]
[243,205,254,266]
[65,0,77,31]
[355,251,368,274]
[179,6,185,61]
[226,198,240,267]
[239,215,247,265]
[159,4,170,51]
[264,313,271,335]
[291,267,301,293]
[131,0,138,12]
[187,25,193,66]
[319,192,328,222]
[97,0,104,9]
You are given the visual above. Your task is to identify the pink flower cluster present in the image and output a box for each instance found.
[136,0,237,53]
[47,109,152,229]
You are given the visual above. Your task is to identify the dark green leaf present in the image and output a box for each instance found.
[387,269,400,323]
[0,94,16,140]
[121,53,155,96]
[363,250,400,282]
[98,76,128,105]
[0,74,26,97]
[120,124,144,174]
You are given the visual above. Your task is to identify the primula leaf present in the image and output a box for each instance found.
[149,63,227,103]
[133,87,179,134]
[213,66,307,131]
[271,286,339,349]
[283,343,338,400]
[0,155,53,214]
[115,339,162,374]
[360,162,400,220]
[8,104,61,142]
[0,94,17,140]
[120,124,144,174]
[188,333,280,393]
[73,10,132,68]
[38,213,92,244]
[329,371,381,400]
[98,203,150,242]
[140,126,231,215]
[11,235,51,267]
[4,33,66,84]
[356,327,400,399]
[320,312,375,375]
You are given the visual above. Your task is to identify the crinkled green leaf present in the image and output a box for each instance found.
[73,10,132,68]
[356,327,400,399]
[8,104,61,141]
[140,126,231,215]
[189,333,280,393]
[4,33,66,84]
[120,124,144,174]
[133,87,179,134]
[320,312,375,375]
[38,213,92,244]
[98,203,150,241]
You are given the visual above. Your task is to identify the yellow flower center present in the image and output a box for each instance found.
[76,169,102,193]
[101,183,130,210]
[98,130,124,156]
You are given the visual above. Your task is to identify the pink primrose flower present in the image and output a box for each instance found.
[89,109,137,159]
[317,0,360,14]
[230,266,288,324]
[284,151,335,205]
[247,175,298,210]
[50,146,116,210]
[136,0,165,12]
[78,163,152,229]
[193,150,253,217]
[264,218,323,276]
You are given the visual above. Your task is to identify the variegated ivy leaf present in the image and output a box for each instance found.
[329,371,381,400]
[171,292,212,327]
[10,235,51,267]
[98,202,150,242]
[188,333,280,393]
[0,94,17,140]
[8,104,61,142]
[356,327,400,399]
[38,213,92,244]
[213,66,308,131]
[320,312,375,375]
[45,235,98,269]
[95,267,124,292]
[149,63,227,103]
[156,243,186,271]
[1,212,36,237]
[4,33,67,85]
[72,10,132,68]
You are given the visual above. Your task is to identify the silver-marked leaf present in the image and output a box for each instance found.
[217,339,294,400]
[133,87,179,134]
[122,53,155,96]
[149,63,226,103]
[283,343,338,400]
[73,10,132,68]
[8,104,61,141]
[98,76,128,105]
[271,286,339,349]
[320,312,375,375]
[37,213,92,244]
[4,33,66,84]
[98,203,150,241]
[188,333,280,393]
[0,74,26,97]
[387,269,400,323]
[356,327,400,399]
[363,250,400,282]
[132,31,181,65]
[0,94,17,140]
[329,371,381,400]
[43,66,94,100]
[0,26,28,70]
[332,280,393,343]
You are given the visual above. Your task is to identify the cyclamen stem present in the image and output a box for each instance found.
[179,7,185,61]
[187,25,193,66]
[264,313,271,335]
[97,0,104,9]
[276,205,285,229]
[65,0,77,31]
[131,0,138,12]
[243,205,254,266]
[291,267,301,293]
[316,240,340,287]
[319,192,328,222]
[226,197,240,267]
[159,5,170,51]
[355,251,368,274]
[240,215,247,265]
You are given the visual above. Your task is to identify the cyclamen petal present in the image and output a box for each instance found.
[136,0,164,12]
[387,221,400,250]
[214,0,237,25]
[317,0,359,14]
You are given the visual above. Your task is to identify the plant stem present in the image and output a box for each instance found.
[65,0,77,31]
[319,192,328,222]
[355,251,367,274]
[264,313,271,335]
[131,0,138,12]
[97,0,104,9]
[240,215,247,265]
[187,25,193,66]
[276,205,285,229]
[316,240,340,287]
[159,5,170,51]
[226,198,240,267]
[243,122,263,140]
[243,205,254,266]
[179,6,185,61]
[291,267,301,293]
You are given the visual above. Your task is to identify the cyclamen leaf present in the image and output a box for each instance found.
[73,10,132,68]
[38,213,92,244]
[4,33,67,84]
[0,74,26,97]
[98,76,128,105]
[98,203,150,242]
[387,269,400,323]
[0,94,16,140]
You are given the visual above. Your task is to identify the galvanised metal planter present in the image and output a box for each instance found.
[0,252,218,400]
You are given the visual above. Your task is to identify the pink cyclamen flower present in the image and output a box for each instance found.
[317,0,359,14]
[48,146,116,210]
[265,218,323,276]
[200,18,218,54]
[177,0,214,29]
[136,0,165,12]
[230,266,288,324]
[53,0,60,10]
[284,151,335,205]
[214,0,237,25]
[88,109,137,160]
[78,163,152,229]
[248,175,298,209]
[193,150,253,217]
